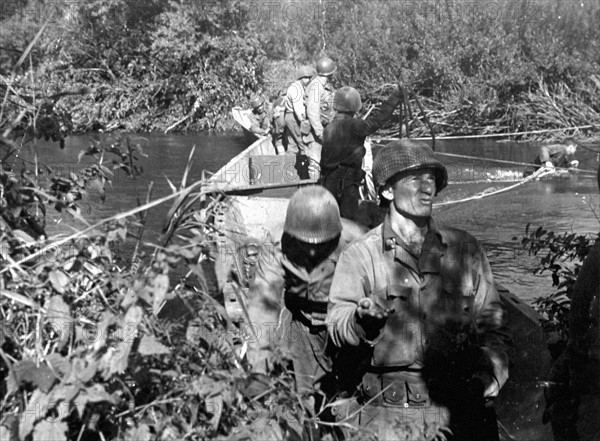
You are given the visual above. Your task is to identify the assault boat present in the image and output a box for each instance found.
[231,106,260,144]
[204,135,554,441]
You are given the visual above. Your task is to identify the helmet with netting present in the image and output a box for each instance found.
[373,139,448,194]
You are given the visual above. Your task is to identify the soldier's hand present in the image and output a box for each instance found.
[355,298,394,338]
[544,161,555,169]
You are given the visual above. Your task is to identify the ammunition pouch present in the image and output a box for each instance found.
[360,370,430,407]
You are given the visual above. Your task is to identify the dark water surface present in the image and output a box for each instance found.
[20,133,600,304]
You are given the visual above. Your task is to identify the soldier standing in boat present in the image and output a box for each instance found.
[326,140,510,441]
[303,57,337,180]
[284,65,314,156]
[245,186,366,439]
[320,85,401,220]
[270,88,287,154]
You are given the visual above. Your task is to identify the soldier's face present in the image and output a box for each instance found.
[383,168,437,219]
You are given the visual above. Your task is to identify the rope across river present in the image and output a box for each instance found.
[434,166,556,207]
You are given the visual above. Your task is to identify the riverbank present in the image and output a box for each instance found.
[1,1,599,141]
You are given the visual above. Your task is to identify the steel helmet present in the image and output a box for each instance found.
[250,95,264,109]
[333,86,362,113]
[295,65,315,80]
[283,186,342,244]
[373,139,448,194]
[316,57,337,76]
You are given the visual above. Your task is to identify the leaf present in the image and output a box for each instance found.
[48,270,70,294]
[12,229,36,245]
[13,359,57,393]
[44,295,71,349]
[50,385,80,407]
[152,274,170,315]
[107,340,133,377]
[19,390,50,440]
[128,424,152,441]
[32,420,68,441]
[70,358,97,383]
[75,384,116,416]
[207,393,223,431]
[46,354,72,378]
[137,335,171,356]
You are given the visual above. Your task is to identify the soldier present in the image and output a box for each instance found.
[321,85,400,220]
[303,57,337,180]
[524,141,579,176]
[271,90,287,155]
[284,65,314,156]
[245,186,366,437]
[326,140,510,441]
[247,95,271,137]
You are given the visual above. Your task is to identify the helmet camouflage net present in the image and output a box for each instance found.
[373,139,448,194]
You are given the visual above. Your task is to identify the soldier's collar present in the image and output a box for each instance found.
[381,215,446,260]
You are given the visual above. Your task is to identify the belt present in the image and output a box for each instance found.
[367,365,423,374]
[322,163,361,173]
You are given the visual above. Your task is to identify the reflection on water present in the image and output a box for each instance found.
[17,134,600,303]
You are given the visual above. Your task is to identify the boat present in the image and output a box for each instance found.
[203,136,554,441]
[231,106,261,144]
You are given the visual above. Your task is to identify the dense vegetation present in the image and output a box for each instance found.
[1,0,599,137]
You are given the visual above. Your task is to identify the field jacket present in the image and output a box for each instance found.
[285,80,306,121]
[246,219,366,369]
[305,76,334,141]
[327,216,510,398]
[321,95,397,171]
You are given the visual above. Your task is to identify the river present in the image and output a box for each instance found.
[16,133,600,304]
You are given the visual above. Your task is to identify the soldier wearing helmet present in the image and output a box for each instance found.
[246,185,366,437]
[284,65,315,155]
[326,140,510,440]
[247,94,272,137]
[302,57,337,180]
[320,85,401,220]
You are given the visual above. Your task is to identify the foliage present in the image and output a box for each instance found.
[0,40,351,440]
[1,0,600,135]
[520,223,598,338]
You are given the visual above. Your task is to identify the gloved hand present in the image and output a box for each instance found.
[570,160,579,168]
[355,298,394,340]
[545,161,555,169]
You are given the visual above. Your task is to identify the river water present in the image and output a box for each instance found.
[17,133,600,304]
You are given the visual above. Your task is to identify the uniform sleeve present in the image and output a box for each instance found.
[538,145,551,162]
[306,81,324,139]
[261,106,272,131]
[245,243,286,372]
[569,242,600,343]
[287,83,306,121]
[327,245,372,347]
[472,244,511,397]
